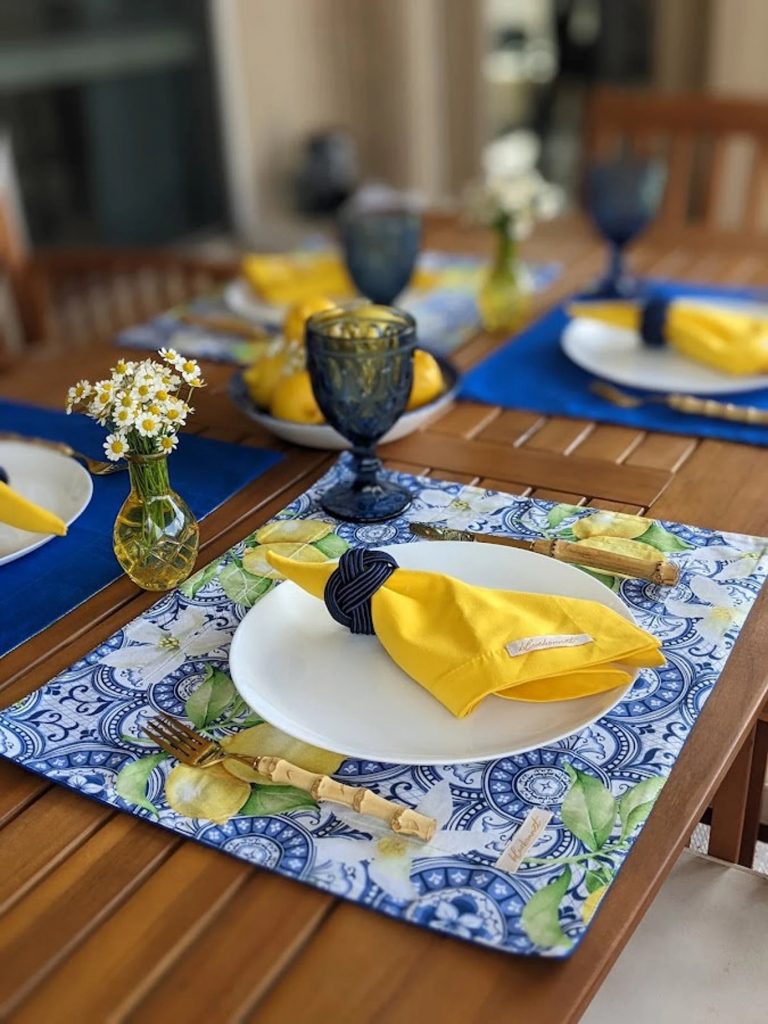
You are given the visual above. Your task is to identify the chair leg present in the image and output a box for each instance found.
[708,722,767,866]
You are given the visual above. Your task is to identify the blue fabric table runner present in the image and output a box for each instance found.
[0,400,282,657]
[460,279,768,446]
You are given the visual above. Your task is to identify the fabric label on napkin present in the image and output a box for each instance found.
[495,809,554,873]
[505,634,593,657]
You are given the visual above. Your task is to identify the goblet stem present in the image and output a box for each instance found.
[607,242,625,290]
[351,446,381,488]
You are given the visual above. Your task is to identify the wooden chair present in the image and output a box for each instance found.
[0,140,239,359]
[585,87,768,234]
[582,849,768,1022]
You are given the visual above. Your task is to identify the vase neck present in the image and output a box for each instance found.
[491,218,518,272]
[127,455,171,500]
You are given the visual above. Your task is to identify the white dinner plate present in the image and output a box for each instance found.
[229,540,639,765]
[0,441,93,566]
[223,279,287,328]
[562,313,768,395]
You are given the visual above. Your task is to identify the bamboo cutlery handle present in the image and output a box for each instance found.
[666,393,768,425]
[230,753,437,841]
[530,539,679,586]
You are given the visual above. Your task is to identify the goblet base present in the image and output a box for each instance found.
[320,479,412,523]
[583,272,644,300]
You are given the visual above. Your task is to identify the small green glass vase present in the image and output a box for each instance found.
[113,453,199,591]
[477,217,532,332]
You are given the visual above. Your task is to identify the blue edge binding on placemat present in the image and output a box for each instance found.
[0,400,282,657]
[460,278,768,447]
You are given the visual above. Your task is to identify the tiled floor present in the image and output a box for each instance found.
[689,823,768,873]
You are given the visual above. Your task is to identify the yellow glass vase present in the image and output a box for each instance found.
[113,453,199,591]
[477,219,531,332]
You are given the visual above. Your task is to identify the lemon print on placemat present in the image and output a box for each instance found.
[546,507,692,589]
[165,763,251,823]
[241,519,348,580]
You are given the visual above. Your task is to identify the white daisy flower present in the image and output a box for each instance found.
[163,397,188,426]
[131,379,157,403]
[111,358,135,380]
[65,379,92,412]
[159,433,179,453]
[159,347,181,365]
[135,411,160,438]
[178,358,202,385]
[112,404,136,428]
[104,433,129,461]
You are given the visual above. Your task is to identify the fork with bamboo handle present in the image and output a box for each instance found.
[592,380,768,425]
[145,712,436,842]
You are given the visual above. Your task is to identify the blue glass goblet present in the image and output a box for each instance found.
[586,155,667,298]
[338,208,421,305]
[306,306,416,522]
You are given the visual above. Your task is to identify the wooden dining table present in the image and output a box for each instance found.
[2,215,768,1023]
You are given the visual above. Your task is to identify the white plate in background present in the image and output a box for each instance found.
[0,441,92,566]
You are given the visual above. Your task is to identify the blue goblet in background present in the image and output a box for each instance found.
[586,155,667,298]
[306,306,416,522]
[338,208,421,305]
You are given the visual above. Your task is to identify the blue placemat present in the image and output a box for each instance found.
[0,400,282,657]
[117,252,561,363]
[1,458,767,957]
[460,279,768,446]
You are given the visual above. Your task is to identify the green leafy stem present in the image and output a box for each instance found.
[519,764,666,950]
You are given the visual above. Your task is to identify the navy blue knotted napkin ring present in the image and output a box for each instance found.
[639,296,671,348]
[324,548,399,635]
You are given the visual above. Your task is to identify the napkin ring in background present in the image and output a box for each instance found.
[640,296,670,347]
[324,548,398,634]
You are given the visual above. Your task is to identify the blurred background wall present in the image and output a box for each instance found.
[2,0,768,250]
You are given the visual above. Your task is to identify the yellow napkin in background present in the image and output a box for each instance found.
[241,252,440,306]
[0,481,67,535]
[268,551,664,718]
[569,299,768,375]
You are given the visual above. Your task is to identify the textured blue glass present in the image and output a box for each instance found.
[338,210,421,304]
[586,156,667,298]
[306,308,416,522]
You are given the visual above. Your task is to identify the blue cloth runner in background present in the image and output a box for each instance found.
[0,400,282,657]
[460,279,768,447]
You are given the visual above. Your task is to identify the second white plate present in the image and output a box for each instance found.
[0,441,93,566]
[229,540,639,765]
[562,315,768,395]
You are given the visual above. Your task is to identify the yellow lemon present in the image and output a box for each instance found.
[283,296,338,345]
[574,536,660,561]
[242,540,330,579]
[221,723,345,784]
[572,512,649,541]
[164,764,250,823]
[243,351,291,409]
[255,519,332,545]
[270,370,324,424]
[407,349,444,410]
[581,884,608,923]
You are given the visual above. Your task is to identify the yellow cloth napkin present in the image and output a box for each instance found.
[267,550,664,718]
[569,299,768,375]
[241,252,440,306]
[0,481,67,535]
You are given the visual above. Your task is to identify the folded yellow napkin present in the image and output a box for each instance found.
[0,481,67,535]
[267,548,664,718]
[569,298,768,375]
[241,252,440,306]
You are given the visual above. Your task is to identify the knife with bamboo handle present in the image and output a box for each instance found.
[409,523,680,586]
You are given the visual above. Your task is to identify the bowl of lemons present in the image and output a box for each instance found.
[229,297,459,450]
